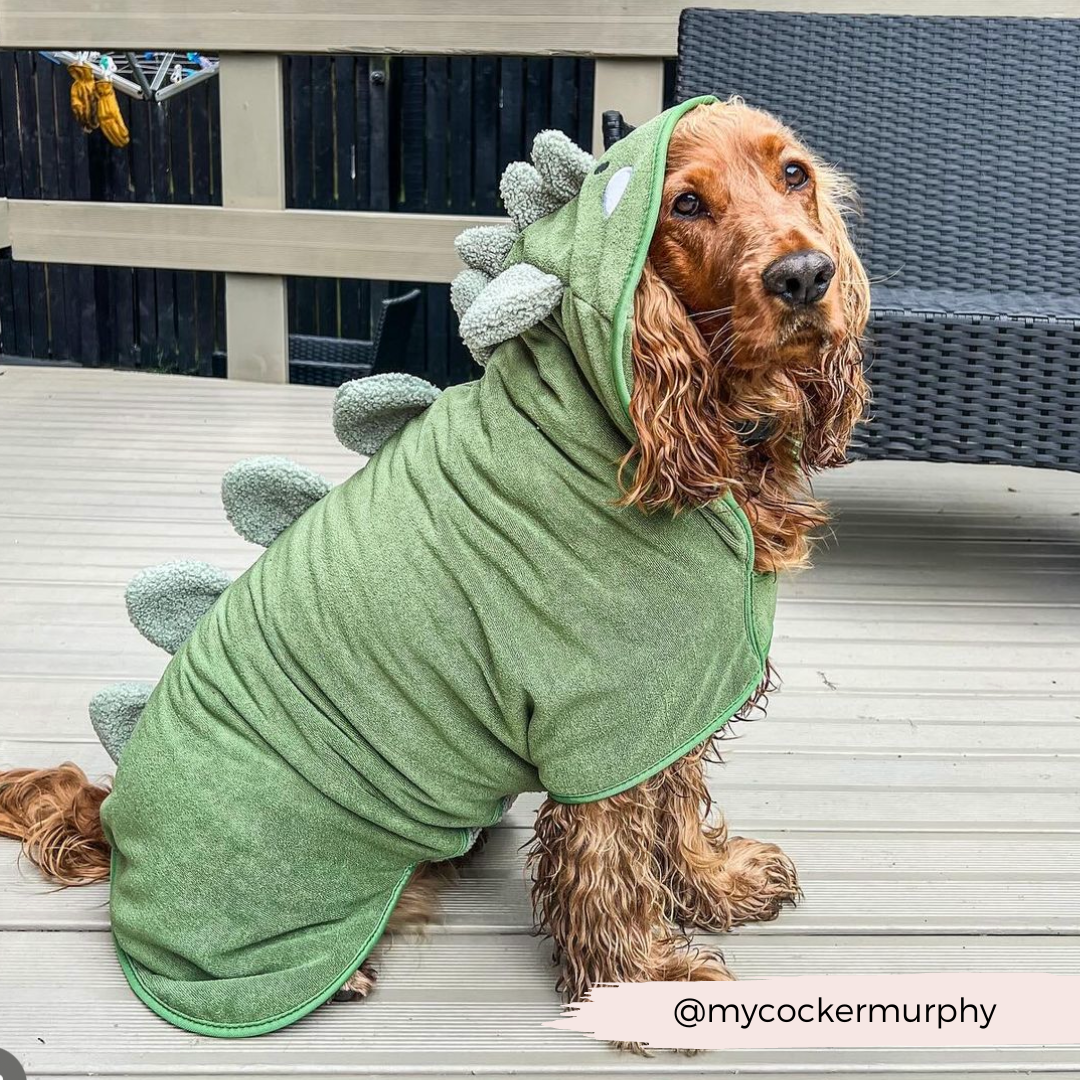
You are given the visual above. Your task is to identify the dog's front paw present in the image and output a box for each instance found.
[332,960,379,1002]
[722,837,801,926]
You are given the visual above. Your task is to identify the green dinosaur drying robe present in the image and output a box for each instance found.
[101,98,776,1037]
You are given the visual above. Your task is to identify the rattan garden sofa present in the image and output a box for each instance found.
[288,288,421,387]
[678,10,1080,471]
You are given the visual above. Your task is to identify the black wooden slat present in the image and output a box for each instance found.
[448,57,472,213]
[498,58,525,176]
[399,57,425,213]
[208,76,222,203]
[207,78,225,371]
[169,92,197,374]
[0,55,14,359]
[423,58,450,386]
[149,104,177,369]
[31,54,62,362]
[576,60,595,153]
[424,57,448,214]
[354,57,371,338]
[65,62,99,365]
[524,57,552,148]
[473,56,499,214]
[288,55,316,335]
[15,52,50,358]
[281,59,299,340]
[311,57,336,334]
[334,57,361,341]
[550,57,577,141]
[189,80,216,374]
[47,59,81,362]
[367,60,390,325]
[125,98,155,370]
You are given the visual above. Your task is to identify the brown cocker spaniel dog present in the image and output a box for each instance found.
[0,100,870,1024]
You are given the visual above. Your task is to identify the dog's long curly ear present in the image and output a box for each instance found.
[620,261,741,512]
[801,167,871,470]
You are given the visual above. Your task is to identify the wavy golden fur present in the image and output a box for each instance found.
[621,99,870,572]
[1,101,865,1042]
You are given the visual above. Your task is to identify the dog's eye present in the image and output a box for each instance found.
[784,163,810,190]
[672,192,703,217]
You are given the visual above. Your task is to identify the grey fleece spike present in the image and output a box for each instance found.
[454,226,517,278]
[500,161,562,230]
[459,263,564,351]
[333,373,442,456]
[531,129,595,201]
[450,268,492,320]
[125,560,233,655]
[89,682,154,764]
[222,456,331,547]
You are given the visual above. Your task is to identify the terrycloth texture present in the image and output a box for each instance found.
[89,682,153,764]
[103,96,776,1039]
[222,457,332,547]
[125,561,233,654]
[333,373,442,456]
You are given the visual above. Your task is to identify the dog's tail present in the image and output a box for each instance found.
[0,764,111,885]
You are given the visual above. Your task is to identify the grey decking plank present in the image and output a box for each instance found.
[3,368,1080,1078]
[4,827,1079,935]
[4,737,1080,830]
[3,931,1080,1077]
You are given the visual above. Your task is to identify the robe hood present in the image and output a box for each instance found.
[457,96,718,443]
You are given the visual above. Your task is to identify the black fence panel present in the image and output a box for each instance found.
[0,50,595,386]
[0,51,226,374]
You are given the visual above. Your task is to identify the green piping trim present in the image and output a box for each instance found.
[110,853,416,1039]
[547,660,765,805]
[610,95,716,420]
[718,494,766,663]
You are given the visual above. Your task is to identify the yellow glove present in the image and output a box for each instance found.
[69,63,97,131]
[94,79,130,148]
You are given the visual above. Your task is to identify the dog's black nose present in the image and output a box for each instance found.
[762,250,836,307]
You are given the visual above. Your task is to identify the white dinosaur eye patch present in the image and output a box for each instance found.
[602,166,634,218]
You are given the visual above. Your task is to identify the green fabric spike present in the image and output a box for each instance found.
[126,560,233,655]
[222,456,331,547]
[499,161,562,230]
[454,226,517,278]
[89,682,154,764]
[458,262,564,352]
[333,373,442,456]
[531,129,595,201]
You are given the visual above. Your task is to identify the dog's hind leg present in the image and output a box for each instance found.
[652,742,800,931]
[335,837,486,1003]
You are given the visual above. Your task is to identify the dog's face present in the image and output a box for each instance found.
[622,101,870,528]
[650,101,868,370]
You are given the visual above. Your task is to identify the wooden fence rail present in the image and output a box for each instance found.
[0,0,1054,382]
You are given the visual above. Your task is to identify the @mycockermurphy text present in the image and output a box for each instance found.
[670,996,996,1030]
[545,973,1080,1050]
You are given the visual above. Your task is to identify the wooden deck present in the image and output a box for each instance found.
[1,364,1078,1078]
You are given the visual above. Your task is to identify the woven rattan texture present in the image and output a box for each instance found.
[854,312,1080,468]
[677,11,1080,470]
